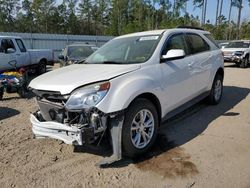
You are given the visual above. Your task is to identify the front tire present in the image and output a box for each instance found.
[240,57,249,68]
[122,98,159,158]
[207,74,223,105]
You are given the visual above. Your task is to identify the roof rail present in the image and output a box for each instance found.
[176,26,204,31]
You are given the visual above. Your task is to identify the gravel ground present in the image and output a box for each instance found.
[0,63,249,188]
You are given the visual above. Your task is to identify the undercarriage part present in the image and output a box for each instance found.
[97,114,124,167]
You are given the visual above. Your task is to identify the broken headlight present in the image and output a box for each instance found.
[65,82,110,110]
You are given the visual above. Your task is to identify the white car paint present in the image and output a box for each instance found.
[30,28,223,117]
[30,63,141,95]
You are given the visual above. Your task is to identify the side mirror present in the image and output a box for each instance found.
[6,48,15,54]
[160,49,185,62]
[58,54,65,60]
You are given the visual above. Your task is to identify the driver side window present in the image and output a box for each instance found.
[162,34,189,56]
[0,39,16,53]
[0,40,5,53]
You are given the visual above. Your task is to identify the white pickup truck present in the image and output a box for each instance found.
[0,36,54,74]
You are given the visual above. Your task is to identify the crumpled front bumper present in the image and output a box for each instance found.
[30,114,83,145]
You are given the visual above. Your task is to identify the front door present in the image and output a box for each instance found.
[160,33,195,115]
[0,39,16,71]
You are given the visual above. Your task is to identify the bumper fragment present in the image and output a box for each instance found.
[30,114,83,145]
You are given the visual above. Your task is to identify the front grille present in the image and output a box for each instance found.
[32,89,69,104]
[37,99,65,122]
[223,52,233,56]
[32,89,68,122]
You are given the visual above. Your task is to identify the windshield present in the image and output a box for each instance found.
[85,35,161,64]
[225,42,250,48]
[67,46,94,59]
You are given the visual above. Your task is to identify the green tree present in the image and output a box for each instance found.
[78,0,93,34]
[31,0,56,33]
[0,0,20,31]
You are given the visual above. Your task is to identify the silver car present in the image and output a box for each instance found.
[29,27,224,166]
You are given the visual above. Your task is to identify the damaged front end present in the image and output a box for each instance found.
[30,87,124,166]
[223,51,245,63]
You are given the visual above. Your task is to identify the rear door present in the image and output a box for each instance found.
[160,33,195,114]
[185,33,212,94]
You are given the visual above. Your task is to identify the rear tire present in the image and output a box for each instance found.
[122,98,159,158]
[17,83,27,98]
[6,86,12,93]
[207,74,223,105]
[37,60,47,75]
[0,87,3,100]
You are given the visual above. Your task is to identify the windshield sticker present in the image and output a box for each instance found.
[139,36,159,41]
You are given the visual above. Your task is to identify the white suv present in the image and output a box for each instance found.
[222,40,250,68]
[29,27,224,165]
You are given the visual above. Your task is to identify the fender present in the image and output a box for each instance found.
[96,66,163,115]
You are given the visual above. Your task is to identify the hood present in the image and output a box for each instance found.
[29,64,141,94]
[222,48,248,52]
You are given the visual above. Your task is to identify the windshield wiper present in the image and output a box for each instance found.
[77,59,88,64]
[102,61,125,64]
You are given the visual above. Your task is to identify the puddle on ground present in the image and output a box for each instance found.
[135,136,198,178]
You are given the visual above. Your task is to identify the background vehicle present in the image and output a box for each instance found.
[58,43,96,66]
[222,40,250,68]
[219,42,229,49]
[0,36,54,74]
[29,27,224,166]
[0,68,28,100]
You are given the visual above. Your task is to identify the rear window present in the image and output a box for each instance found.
[67,46,94,59]
[186,34,210,54]
[204,34,220,48]
[15,39,27,52]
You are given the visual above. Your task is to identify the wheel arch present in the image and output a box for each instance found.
[245,53,249,60]
[128,92,162,126]
[39,58,47,64]
[216,67,224,81]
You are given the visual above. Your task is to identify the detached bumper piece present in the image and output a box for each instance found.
[30,113,94,145]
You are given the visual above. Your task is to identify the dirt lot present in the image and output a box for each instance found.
[0,63,249,188]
